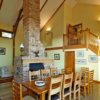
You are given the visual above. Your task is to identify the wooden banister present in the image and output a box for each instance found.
[63,28,100,55]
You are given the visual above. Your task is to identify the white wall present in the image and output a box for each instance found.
[46,50,64,69]
[0,38,13,72]
[65,48,98,80]
[98,56,100,81]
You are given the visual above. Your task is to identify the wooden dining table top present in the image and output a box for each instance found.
[22,77,50,95]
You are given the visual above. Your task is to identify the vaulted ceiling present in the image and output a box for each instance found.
[0,0,100,30]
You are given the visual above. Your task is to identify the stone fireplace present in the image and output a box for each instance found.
[14,0,54,82]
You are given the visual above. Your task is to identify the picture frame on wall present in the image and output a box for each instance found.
[73,23,82,33]
[67,23,82,45]
[88,55,98,63]
[75,59,87,65]
[76,50,84,57]
[0,47,6,55]
[54,54,60,60]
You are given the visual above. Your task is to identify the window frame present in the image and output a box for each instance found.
[0,29,13,39]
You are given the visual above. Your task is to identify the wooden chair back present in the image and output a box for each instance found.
[89,70,94,93]
[80,67,90,96]
[50,68,57,76]
[81,67,89,83]
[81,67,89,74]
[12,80,23,100]
[74,72,81,90]
[48,75,63,100]
[41,69,50,80]
[62,73,73,100]
[89,70,94,83]
[72,72,81,100]
[12,80,36,100]
[61,69,65,74]
[29,70,41,81]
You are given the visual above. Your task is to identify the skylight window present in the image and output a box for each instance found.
[2,32,12,38]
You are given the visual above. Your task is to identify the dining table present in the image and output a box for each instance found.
[22,77,50,100]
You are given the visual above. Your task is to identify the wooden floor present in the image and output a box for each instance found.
[0,82,100,100]
[0,82,12,100]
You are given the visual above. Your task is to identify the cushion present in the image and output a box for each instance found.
[51,94,59,100]
[64,88,70,94]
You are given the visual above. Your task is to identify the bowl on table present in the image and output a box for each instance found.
[35,80,45,87]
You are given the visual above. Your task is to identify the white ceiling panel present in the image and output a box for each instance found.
[40,0,64,28]
[0,0,23,25]
[40,0,47,8]
[0,0,100,29]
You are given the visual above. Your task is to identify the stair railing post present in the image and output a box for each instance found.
[98,37,100,55]
[86,28,89,50]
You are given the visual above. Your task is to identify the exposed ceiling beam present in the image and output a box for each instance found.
[13,8,23,37]
[0,0,3,10]
[0,29,13,33]
[40,0,48,12]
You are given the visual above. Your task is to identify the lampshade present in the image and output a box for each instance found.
[20,43,24,48]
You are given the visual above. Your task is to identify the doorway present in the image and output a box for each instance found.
[64,51,75,74]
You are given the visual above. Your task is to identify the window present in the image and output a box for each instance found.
[1,31,13,38]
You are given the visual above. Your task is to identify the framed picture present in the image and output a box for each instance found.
[73,23,82,33]
[88,55,98,63]
[67,23,82,45]
[54,54,60,60]
[0,47,6,55]
[76,59,87,65]
[76,50,84,57]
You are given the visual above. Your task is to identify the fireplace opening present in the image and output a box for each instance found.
[29,63,44,71]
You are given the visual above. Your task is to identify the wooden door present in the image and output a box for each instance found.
[64,51,75,74]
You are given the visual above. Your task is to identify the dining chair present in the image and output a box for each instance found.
[72,72,81,100]
[12,80,35,100]
[89,70,94,92]
[81,67,89,74]
[62,73,73,100]
[48,75,63,100]
[41,69,50,80]
[61,69,65,74]
[50,68,58,76]
[29,70,41,81]
[81,67,89,84]
[80,67,90,96]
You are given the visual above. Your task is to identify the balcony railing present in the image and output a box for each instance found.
[63,28,100,55]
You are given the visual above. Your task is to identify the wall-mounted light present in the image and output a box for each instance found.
[97,16,100,21]
[46,27,52,32]
[98,39,100,44]
[20,43,24,56]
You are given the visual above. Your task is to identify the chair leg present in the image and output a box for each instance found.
[78,91,80,100]
[73,92,76,100]
[59,93,61,100]
[92,84,93,93]
[87,85,89,95]
[69,94,71,100]
[84,86,86,96]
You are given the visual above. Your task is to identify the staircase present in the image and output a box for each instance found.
[63,28,100,55]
